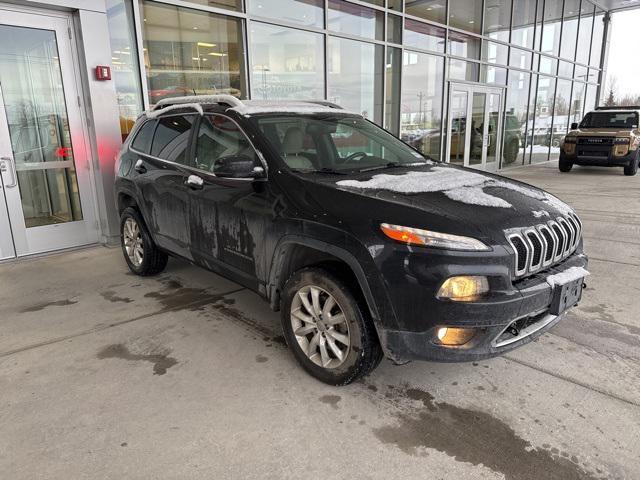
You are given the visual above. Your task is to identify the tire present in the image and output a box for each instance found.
[120,207,168,276]
[559,159,573,172]
[624,155,639,176]
[280,267,383,385]
[503,140,519,164]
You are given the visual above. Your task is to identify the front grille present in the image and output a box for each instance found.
[506,212,582,279]
[578,137,613,145]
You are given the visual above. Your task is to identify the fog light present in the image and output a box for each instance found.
[437,275,489,302]
[435,327,476,346]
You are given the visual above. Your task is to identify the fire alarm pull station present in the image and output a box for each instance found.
[95,66,111,81]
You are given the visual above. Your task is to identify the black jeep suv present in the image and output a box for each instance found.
[115,95,589,385]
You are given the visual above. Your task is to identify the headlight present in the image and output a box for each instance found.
[437,275,489,302]
[380,223,490,251]
[563,136,577,144]
[614,137,630,144]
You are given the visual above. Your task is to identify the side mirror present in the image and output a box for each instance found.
[570,122,579,130]
[213,155,264,179]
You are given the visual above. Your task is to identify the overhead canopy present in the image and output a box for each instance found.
[598,0,640,12]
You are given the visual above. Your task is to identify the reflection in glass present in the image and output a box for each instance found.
[486,93,501,165]
[551,79,572,160]
[483,0,511,42]
[510,47,532,70]
[106,0,143,141]
[449,0,482,34]
[511,0,537,49]
[404,19,445,53]
[539,56,558,76]
[559,60,574,79]
[481,65,507,86]
[328,37,383,122]
[387,14,402,44]
[482,41,508,65]
[247,0,324,28]
[250,23,324,100]
[184,0,241,11]
[570,81,586,126]
[139,0,246,105]
[328,0,383,41]
[449,59,479,83]
[531,76,555,164]
[405,0,446,25]
[590,11,605,67]
[559,0,580,60]
[384,47,401,135]
[400,51,444,160]
[502,70,529,168]
[541,0,562,57]
[469,92,486,165]
[448,90,468,165]
[576,3,595,65]
[585,83,598,110]
[0,24,83,227]
[448,31,481,60]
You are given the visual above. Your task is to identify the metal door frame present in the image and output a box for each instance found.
[0,7,99,259]
[445,82,505,171]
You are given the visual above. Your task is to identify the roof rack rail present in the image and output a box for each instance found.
[304,100,344,110]
[151,94,244,111]
[595,105,640,110]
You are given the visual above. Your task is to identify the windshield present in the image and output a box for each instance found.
[254,115,431,173]
[580,112,639,129]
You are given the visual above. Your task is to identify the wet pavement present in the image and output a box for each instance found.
[1,161,639,479]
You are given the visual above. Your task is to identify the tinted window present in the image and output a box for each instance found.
[580,112,639,129]
[195,115,257,172]
[131,120,156,154]
[151,115,195,164]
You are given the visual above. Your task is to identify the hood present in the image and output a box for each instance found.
[297,163,575,243]
[572,128,637,137]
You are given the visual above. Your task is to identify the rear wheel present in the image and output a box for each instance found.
[624,155,639,176]
[503,140,519,164]
[559,159,573,172]
[120,207,168,276]
[281,267,383,385]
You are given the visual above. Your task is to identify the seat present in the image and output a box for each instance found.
[282,127,314,170]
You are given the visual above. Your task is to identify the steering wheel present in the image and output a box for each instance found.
[342,151,369,164]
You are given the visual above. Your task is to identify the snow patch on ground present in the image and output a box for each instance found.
[546,266,590,288]
[336,166,570,210]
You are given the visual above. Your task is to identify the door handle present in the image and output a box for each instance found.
[134,159,147,174]
[0,157,17,188]
[185,174,204,189]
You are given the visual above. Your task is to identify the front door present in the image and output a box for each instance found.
[446,83,504,172]
[0,8,98,260]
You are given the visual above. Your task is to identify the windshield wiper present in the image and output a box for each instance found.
[290,167,348,175]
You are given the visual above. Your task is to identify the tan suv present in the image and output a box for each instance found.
[559,106,640,176]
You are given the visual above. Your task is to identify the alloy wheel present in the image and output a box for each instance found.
[123,217,144,267]
[290,285,351,369]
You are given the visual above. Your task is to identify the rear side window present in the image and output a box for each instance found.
[195,115,258,172]
[151,115,196,164]
[131,120,156,154]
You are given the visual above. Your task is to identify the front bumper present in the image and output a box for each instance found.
[561,149,637,167]
[380,253,588,363]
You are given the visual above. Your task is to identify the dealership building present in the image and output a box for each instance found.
[0,0,636,260]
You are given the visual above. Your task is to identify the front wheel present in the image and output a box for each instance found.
[624,156,639,176]
[281,268,383,385]
[120,207,168,276]
[559,159,573,172]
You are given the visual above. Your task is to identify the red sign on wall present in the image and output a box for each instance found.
[95,66,111,81]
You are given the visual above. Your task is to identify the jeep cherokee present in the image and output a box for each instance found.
[115,95,589,385]
[560,106,640,176]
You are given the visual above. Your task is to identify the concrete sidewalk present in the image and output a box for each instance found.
[1,162,639,479]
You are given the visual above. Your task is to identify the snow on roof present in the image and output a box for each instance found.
[229,100,361,117]
[336,166,573,211]
[145,103,203,119]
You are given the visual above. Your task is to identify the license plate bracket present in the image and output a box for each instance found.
[550,277,584,315]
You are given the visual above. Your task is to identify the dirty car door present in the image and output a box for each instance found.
[136,114,196,259]
[189,114,269,289]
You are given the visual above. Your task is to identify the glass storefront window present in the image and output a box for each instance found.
[405,0,446,25]
[327,37,383,122]
[387,14,402,44]
[328,0,384,41]
[571,81,586,125]
[139,1,246,105]
[539,56,558,76]
[541,0,563,57]
[576,3,595,65]
[481,65,507,85]
[186,0,241,12]
[449,59,480,82]
[250,22,324,100]
[558,60,574,79]
[247,0,324,28]
[448,31,481,60]
[483,0,511,42]
[448,0,482,34]
[385,47,401,135]
[509,47,532,70]
[400,51,444,160]
[388,0,402,12]
[585,83,598,110]
[511,0,537,49]
[552,79,572,159]
[531,75,555,163]
[106,0,143,141]
[482,41,508,65]
[404,19,445,53]
[502,69,530,167]
[559,0,580,61]
[590,11,605,67]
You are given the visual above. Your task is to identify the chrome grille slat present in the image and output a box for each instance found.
[505,213,583,279]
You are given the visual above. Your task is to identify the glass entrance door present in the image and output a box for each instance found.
[446,83,504,172]
[0,9,98,260]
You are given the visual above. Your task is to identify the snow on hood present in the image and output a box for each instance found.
[336,166,571,212]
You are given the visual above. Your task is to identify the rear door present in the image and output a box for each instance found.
[130,113,196,260]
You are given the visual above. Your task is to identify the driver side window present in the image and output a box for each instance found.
[195,114,257,173]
